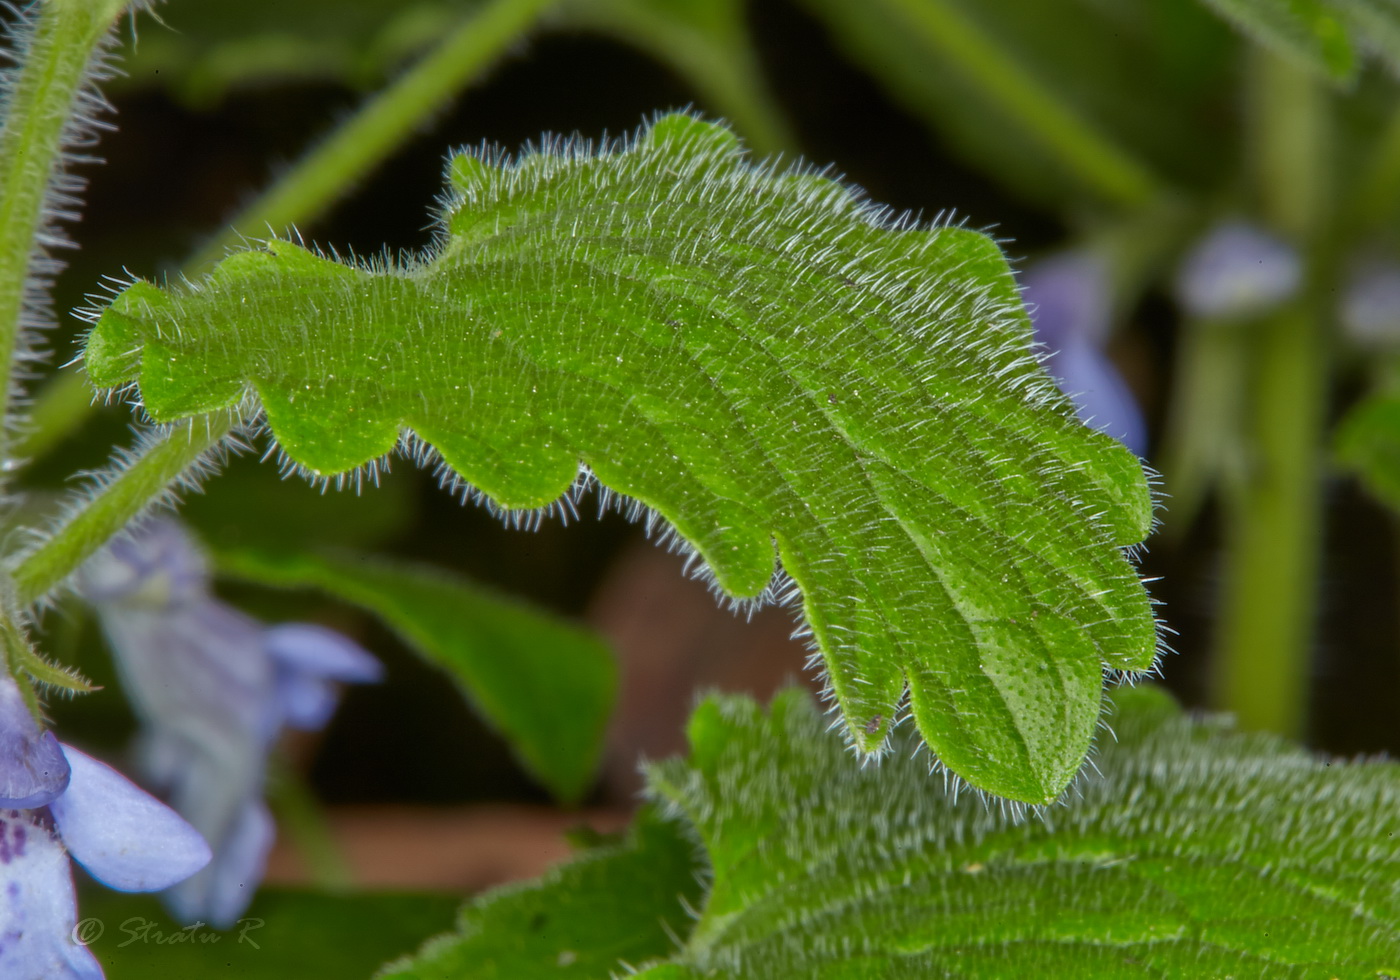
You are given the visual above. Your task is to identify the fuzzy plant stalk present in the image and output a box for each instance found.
[1214,47,1331,738]
[866,0,1160,209]
[7,410,237,606]
[0,0,130,465]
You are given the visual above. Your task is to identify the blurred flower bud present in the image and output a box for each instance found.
[1341,259,1400,350]
[1022,251,1147,456]
[1175,220,1300,320]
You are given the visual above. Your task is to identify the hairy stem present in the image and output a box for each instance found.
[1214,48,1331,738]
[9,411,234,606]
[185,0,556,274]
[871,0,1160,208]
[0,0,128,451]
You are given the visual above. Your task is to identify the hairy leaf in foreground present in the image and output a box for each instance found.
[217,548,615,803]
[84,112,1154,802]
[378,807,703,979]
[396,687,1400,978]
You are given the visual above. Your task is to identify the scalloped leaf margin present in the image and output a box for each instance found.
[83,113,1157,803]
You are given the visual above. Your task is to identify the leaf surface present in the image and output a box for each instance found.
[85,113,1155,802]
[384,687,1400,977]
[217,548,615,803]
[644,687,1400,975]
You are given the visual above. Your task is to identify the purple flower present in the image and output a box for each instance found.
[0,675,211,979]
[1022,251,1147,456]
[1341,258,1400,350]
[79,519,381,928]
[1175,220,1301,320]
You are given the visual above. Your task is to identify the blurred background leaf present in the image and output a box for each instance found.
[217,548,616,804]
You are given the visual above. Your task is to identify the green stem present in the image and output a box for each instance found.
[872,0,1160,208]
[1213,49,1331,737]
[9,411,234,606]
[0,0,129,446]
[267,755,353,891]
[1158,319,1250,538]
[185,0,556,274]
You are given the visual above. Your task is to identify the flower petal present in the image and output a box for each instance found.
[273,671,340,731]
[0,677,70,809]
[263,624,383,683]
[49,745,210,892]
[1022,251,1111,349]
[1176,220,1300,320]
[1047,341,1148,457]
[163,800,274,929]
[0,810,103,980]
[77,518,209,608]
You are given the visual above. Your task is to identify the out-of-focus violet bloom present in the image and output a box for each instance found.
[1175,220,1301,320]
[78,519,381,928]
[0,675,211,979]
[1341,259,1400,349]
[1022,251,1148,456]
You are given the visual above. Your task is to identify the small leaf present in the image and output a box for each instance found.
[217,548,615,804]
[1197,0,1357,80]
[85,113,1156,803]
[638,687,1400,976]
[378,806,704,979]
[1335,388,1400,510]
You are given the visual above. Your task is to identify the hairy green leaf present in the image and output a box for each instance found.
[217,548,615,803]
[1336,388,1400,510]
[378,806,704,979]
[376,687,1400,977]
[83,113,1155,803]
[1196,0,1356,80]
[644,686,1400,975]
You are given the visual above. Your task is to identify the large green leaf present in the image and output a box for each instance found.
[378,806,704,979]
[383,687,1400,977]
[217,548,615,803]
[79,887,458,979]
[83,112,1155,803]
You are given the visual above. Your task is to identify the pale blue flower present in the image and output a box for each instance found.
[79,519,381,928]
[0,674,210,980]
[1175,220,1301,320]
[1341,258,1400,349]
[1022,251,1147,456]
